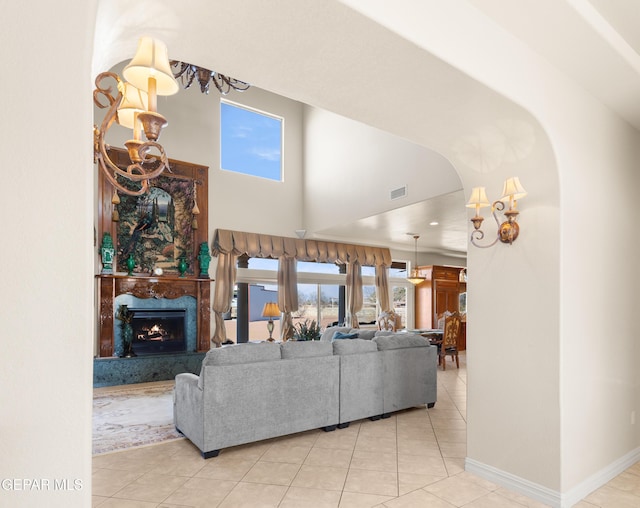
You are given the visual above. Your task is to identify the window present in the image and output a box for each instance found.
[220,101,283,181]
[296,284,341,328]
[248,258,278,270]
[360,285,378,325]
[389,262,407,278]
[231,257,402,340]
[392,286,407,326]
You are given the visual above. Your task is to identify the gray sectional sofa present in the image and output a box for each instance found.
[173,329,437,458]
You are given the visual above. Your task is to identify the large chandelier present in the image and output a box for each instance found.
[93,37,179,196]
[170,61,250,95]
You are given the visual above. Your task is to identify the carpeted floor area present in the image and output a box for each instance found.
[93,380,184,455]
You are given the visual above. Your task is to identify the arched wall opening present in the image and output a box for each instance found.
[92,0,561,492]
[92,1,640,505]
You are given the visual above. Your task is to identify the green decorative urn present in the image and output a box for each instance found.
[197,242,211,278]
[178,256,188,277]
[126,254,135,276]
[100,233,115,274]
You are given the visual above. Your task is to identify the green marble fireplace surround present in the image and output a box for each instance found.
[93,352,205,387]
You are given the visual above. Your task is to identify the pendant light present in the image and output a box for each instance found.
[407,235,426,285]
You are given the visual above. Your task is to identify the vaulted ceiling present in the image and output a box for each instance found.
[94,0,640,259]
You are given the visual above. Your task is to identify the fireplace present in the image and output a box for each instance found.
[130,308,186,356]
[97,275,211,357]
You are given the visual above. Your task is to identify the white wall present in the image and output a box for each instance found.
[303,105,462,234]
[339,0,640,503]
[0,1,97,506]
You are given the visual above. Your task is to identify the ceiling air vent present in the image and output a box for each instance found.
[390,185,407,200]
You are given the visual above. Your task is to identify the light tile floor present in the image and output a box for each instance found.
[93,353,640,507]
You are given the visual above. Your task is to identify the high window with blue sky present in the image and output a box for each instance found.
[220,100,283,181]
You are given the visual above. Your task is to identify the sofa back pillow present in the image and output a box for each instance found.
[281,340,334,359]
[355,329,376,340]
[202,342,282,366]
[198,342,282,388]
[332,331,359,341]
[319,326,352,342]
[373,333,429,350]
[332,338,378,355]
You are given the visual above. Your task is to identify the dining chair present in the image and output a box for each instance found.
[377,311,399,331]
[440,312,461,370]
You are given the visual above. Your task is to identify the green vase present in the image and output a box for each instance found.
[178,257,188,277]
[126,254,135,275]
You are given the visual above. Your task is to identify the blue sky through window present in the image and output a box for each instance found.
[220,101,282,181]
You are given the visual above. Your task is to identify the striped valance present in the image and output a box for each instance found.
[212,229,392,267]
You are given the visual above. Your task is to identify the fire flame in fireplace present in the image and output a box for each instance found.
[138,324,167,341]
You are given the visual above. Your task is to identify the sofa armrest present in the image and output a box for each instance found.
[174,373,204,451]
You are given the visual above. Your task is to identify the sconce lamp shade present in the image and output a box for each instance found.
[262,302,281,318]
[116,83,149,129]
[500,177,527,202]
[123,37,179,96]
[466,187,491,208]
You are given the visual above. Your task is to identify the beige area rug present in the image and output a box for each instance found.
[93,380,184,455]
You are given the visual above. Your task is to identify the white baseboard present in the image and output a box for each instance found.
[466,447,640,508]
[561,446,640,507]
[465,458,561,507]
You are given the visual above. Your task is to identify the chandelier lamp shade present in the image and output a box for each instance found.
[406,235,426,286]
[466,177,527,248]
[93,36,179,196]
[262,302,281,342]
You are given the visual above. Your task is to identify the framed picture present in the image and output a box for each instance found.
[98,147,209,276]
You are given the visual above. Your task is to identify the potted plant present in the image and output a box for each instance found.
[293,319,322,341]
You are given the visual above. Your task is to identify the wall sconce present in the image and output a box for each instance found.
[466,177,527,248]
[93,36,179,196]
[262,302,281,342]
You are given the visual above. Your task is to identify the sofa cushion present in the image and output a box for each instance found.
[332,331,359,341]
[354,329,375,340]
[332,338,378,355]
[202,342,282,366]
[320,326,351,342]
[373,333,429,350]
[374,330,395,337]
[281,340,334,359]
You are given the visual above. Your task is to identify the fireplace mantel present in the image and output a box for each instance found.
[97,275,211,357]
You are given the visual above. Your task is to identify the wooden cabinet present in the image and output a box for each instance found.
[414,265,467,350]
